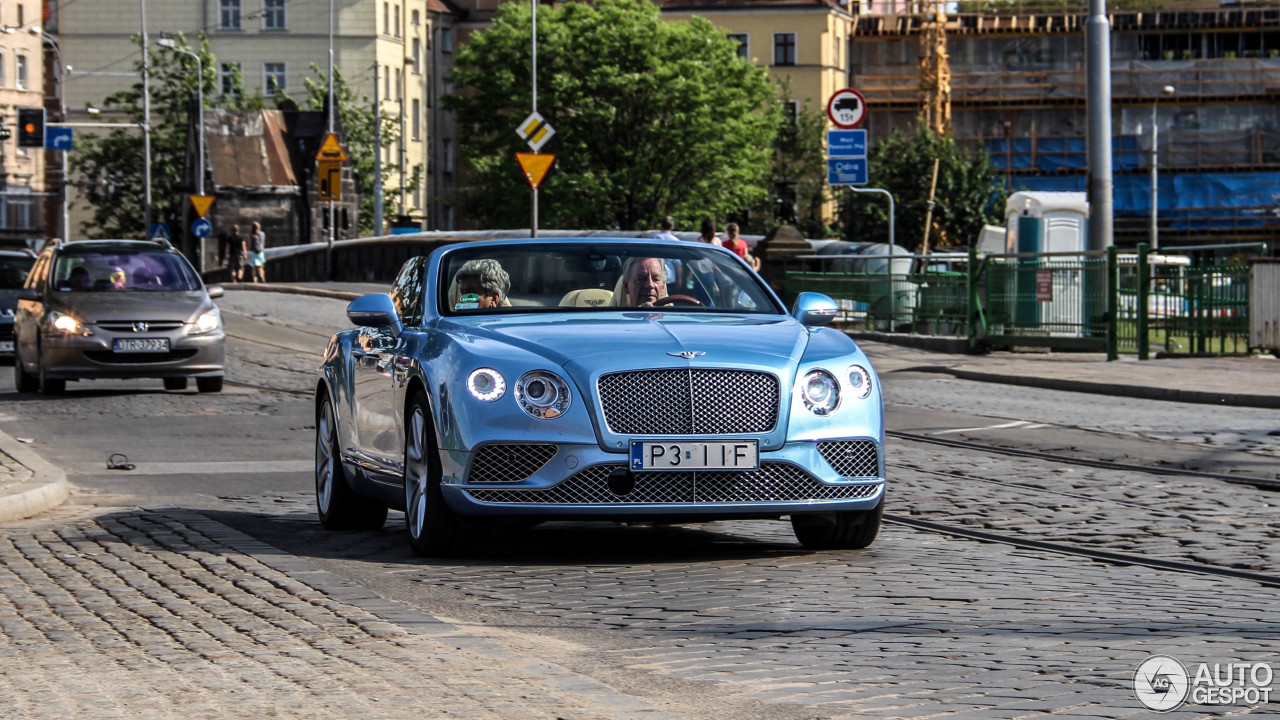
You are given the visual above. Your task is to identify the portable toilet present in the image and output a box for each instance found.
[1004,192,1089,254]
[1003,192,1090,335]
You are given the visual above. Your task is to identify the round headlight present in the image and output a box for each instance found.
[515,370,571,419]
[49,311,83,334]
[801,369,840,416]
[467,368,506,402]
[847,364,873,399]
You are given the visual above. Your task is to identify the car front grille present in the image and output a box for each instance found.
[468,443,557,483]
[597,369,779,435]
[465,462,880,505]
[0,326,12,342]
[816,440,879,478]
[84,349,199,364]
[95,320,185,333]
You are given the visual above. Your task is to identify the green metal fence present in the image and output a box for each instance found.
[782,243,1262,359]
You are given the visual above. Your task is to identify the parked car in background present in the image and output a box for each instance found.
[13,239,226,395]
[0,249,37,359]
[315,238,886,557]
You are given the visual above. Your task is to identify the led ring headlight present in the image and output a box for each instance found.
[847,364,873,399]
[515,370,571,419]
[467,368,506,402]
[801,369,840,416]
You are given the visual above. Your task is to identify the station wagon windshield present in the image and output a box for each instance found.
[440,242,781,316]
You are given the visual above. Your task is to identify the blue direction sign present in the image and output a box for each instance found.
[45,127,73,150]
[827,158,868,186]
[191,218,212,239]
[827,129,867,157]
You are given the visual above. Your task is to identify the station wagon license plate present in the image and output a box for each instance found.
[113,338,169,353]
[630,440,759,471]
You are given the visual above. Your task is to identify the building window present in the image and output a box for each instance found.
[384,65,391,99]
[221,62,241,95]
[395,68,402,100]
[442,204,454,230]
[395,5,401,37]
[17,5,24,26]
[781,99,799,125]
[441,27,453,53]
[384,3,390,34]
[263,0,286,30]
[443,139,454,173]
[411,9,420,26]
[221,0,242,29]
[0,54,6,87]
[412,99,420,140]
[15,55,27,90]
[728,33,749,60]
[411,38,421,74]
[774,33,796,66]
[264,63,286,95]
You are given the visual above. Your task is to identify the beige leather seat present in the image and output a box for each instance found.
[558,288,613,308]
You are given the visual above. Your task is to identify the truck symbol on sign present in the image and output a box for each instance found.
[834,96,861,113]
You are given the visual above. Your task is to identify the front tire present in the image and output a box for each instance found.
[197,377,223,393]
[791,496,884,550]
[14,349,36,393]
[164,377,189,391]
[404,391,463,557]
[315,394,387,531]
[36,344,65,396]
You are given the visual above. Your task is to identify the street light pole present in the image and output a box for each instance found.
[28,28,69,241]
[158,38,205,269]
[140,0,152,237]
[1150,85,1174,251]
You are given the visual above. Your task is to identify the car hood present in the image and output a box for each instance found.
[444,312,808,371]
[50,291,212,322]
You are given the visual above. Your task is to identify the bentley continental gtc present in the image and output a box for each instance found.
[315,238,885,556]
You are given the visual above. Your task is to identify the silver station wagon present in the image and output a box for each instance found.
[14,239,226,395]
[315,238,885,556]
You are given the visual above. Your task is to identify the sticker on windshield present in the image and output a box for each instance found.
[455,293,480,310]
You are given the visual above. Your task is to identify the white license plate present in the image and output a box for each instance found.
[113,338,170,353]
[0,341,12,353]
[630,440,759,471]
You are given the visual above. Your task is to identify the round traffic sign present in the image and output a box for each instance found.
[827,88,868,129]
[191,218,212,238]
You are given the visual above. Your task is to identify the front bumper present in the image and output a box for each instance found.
[439,439,884,518]
[41,329,226,380]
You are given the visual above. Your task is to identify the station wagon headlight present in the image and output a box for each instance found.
[192,308,221,334]
[467,368,506,402]
[847,364,873,399]
[48,311,89,336]
[515,370,571,419]
[801,369,840,416]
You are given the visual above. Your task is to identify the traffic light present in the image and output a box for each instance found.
[17,107,45,148]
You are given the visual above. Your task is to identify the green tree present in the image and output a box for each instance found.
[838,125,1006,251]
[445,0,780,230]
[743,86,833,239]
[72,34,232,238]
[300,66,412,234]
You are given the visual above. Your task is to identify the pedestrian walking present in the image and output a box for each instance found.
[724,223,761,271]
[248,221,267,283]
[696,217,723,246]
[653,216,679,243]
[223,224,246,283]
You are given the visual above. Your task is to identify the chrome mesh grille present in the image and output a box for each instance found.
[466,463,880,505]
[95,320,185,332]
[816,440,879,478]
[597,369,779,435]
[468,444,557,483]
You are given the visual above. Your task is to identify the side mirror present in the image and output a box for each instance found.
[347,292,403,334]
[792,292,839,327]
[206,284,225,299]
[17,288,39,302]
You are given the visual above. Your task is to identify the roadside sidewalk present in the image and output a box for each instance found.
[0,428,68,523]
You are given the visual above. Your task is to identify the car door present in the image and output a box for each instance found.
[14,253,51,366]
[350,257,427,476]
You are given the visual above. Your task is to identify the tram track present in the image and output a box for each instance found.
[884,513,1280,588]
[887,429,1280,491]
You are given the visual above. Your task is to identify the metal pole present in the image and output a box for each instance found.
[847,186,895,249]
[327,0,335,273]
[373,63,383,235]
[399,97,406,215]
[1085,0,1112,252]
[531,0,537,238]
[140,0,152,237]
[1150,101,1157,250]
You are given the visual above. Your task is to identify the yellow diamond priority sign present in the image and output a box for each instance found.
[516,153,555,189]
[516,112,556,153]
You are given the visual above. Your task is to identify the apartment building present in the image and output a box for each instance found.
[0,0,49,249]
[851,2,1280,245]
[49,0,459,239]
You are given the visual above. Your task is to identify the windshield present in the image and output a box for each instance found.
[0,256,32,289]
[439,242,781,316]
[52,249,202,292]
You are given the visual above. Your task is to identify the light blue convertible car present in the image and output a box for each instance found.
[315,238,885,556]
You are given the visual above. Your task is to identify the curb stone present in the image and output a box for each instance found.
[0,428,69,523]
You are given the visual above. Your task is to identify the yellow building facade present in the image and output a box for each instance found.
[0,0,49,248]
